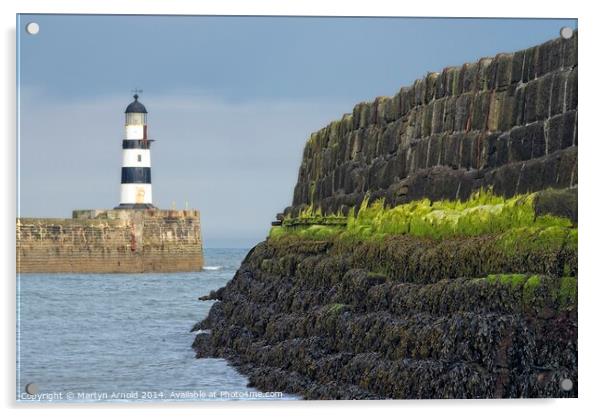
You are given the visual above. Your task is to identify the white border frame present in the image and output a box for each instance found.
[3,1,598,417]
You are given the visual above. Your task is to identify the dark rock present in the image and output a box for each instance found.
[193,229,577,399]
[534,187,577,224]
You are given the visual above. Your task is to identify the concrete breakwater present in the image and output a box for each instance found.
[17,209,203,273]
[193,33,578,399]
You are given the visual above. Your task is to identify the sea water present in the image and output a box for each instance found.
[17,248,296,402]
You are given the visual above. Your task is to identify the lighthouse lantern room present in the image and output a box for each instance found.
[116,93,155,209]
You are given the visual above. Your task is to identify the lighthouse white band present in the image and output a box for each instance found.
[122,149,151,167]
[125,125,144,140]
[120,184,153,205]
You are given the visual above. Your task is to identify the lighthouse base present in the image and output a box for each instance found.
[114,203,156,210]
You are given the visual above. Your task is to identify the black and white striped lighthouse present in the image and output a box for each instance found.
[116,93,155,209]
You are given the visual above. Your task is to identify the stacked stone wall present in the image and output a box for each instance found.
[288,32,577,215]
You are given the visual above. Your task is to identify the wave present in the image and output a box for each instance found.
[203,266,222,271]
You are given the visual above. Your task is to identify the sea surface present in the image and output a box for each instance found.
[17,248,297,402]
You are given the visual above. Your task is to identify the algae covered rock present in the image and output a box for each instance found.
[193,228,577,399]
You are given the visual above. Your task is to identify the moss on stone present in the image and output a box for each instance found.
[268,226,286,239]
[273,189,576,246]
[558,276,577,308]
[487,273,528,288]
[523,275,542,304]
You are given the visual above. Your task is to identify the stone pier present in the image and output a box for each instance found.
[17,209,203,273]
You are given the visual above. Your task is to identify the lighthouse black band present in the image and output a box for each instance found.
[121,167,151,184]
[122,140,152,149]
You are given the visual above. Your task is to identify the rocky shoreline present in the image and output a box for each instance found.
[192,189,577,399]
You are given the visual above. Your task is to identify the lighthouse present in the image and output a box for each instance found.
[116,93,155,209]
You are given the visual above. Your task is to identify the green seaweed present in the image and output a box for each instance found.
[522,275,542,304]
[558,276,577,308]
[270,189,577,245]
[486,273,528,288]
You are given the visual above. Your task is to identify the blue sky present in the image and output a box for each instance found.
[17,15,577,247]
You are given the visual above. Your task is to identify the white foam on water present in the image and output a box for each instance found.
[203,266,222,271]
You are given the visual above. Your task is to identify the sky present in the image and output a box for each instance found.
[17,15,577,247]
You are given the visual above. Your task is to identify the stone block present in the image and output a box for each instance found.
[460,133,474,169]
[385,93,401,123]
[414,79,426,106]
[361,102,374,128]
[523,46,538,82]
[441,133,462,169]
[406,145,418,175]
[566,68,578,111]
[511,49,525,84]
[328,120,341,146]
[454,93,473,132]
[488,163,522,197]
[460,62,478,93]
[536,38,563,77]
[415,139,431,170]
[364,127,379,160]
[549,72,566,117]
[383,155,402,184]
[435,68,449,99]
[375,96,390,127]
[411,108,423,139]
[471,132,489,170]
[396,149,408,180]
[426,134,443,167]
[343,165,355,194]
[421,102,434,137]
[385,120,402,155]
[446,66,461,96]
[350,130,364,161]
[470,91,491,131]
[481,132,501,168]
[476,58,493,91]
[402,86,415,116]
[425,72,439,103]
[341,113,354,136]
[443,96,457,132]
[530,123,547,159]
[557,147,578,188]
[487,91,504,132]
[548,110,577,153]
[509,122,544,162]
[517,159,545,194]
[494,53,513,90]
[522,80,539,124]
[511,84,526,127]
[431,98,446,134]
[541,153,560,189]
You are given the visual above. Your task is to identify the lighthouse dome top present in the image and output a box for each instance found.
[125,94,147,114]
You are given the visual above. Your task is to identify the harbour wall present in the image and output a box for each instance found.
[287,31,577,215]
[193,32,578,399]
[17,209,203,273]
